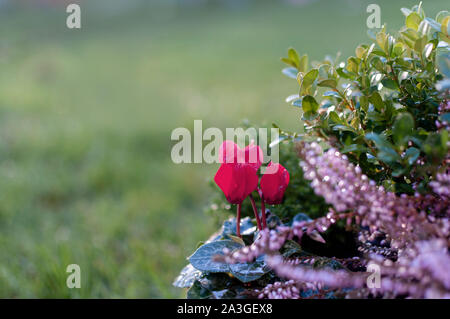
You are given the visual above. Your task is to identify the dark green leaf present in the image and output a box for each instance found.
[187,280,213,299]
[405,147,420,165]
[329,111,343,124]
[366,132,401,163]
[317,79,337,88]
[302,95,319,113]
[341,144,368,154]
[381,78,399,90]
[292,99,303,107]
[281,240,303,258]
[393,112,414,147]
[229,256,270,283]
[301,69,319,94]
[369,92,384,111]
[302,111,319,121]
[189,240,243,273]
[173,264,202,288]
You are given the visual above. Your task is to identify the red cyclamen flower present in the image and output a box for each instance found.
[214,141,263,204]
[218,140,263,171]
[214,163,259,204]
[260,162,290,205]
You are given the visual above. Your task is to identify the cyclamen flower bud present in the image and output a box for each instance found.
[260,162,290,205]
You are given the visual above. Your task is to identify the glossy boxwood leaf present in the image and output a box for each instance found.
[423,43,434,58]
[281,57,296,68]
[299,54,309,73]
[320,100,334,109]
[318,64,330,78]
[371,56,384,72]
[381,78,398,90]
[406,12,422,30]
[401,7,412,17]
[369,92,384,111]
[302,111,319,121]
[286,94,300,103]
[422,131,449,161]
[393,112,414,147]
[357,96,368,112]
[441,16,450,36]
[292,99,303,107]
[436,10,450,23]
[424,17,441,32]
[282,67,298,79]
[189,240,243,273]
[329,111,343,124]
[437,51,450,78]
[302,95,319,113]
[392,43,404,57]
[405,147,420,165]
[323,91,341,99]
[301,69,319,94]
[341,144,368,154]
[414,36,427,53]
[376,32,388,53]
[333,125,357,133]
[336,67,353,79]
[318,79,337,88]
[346,57,359,74]
[288,47,300,68]
[366,110,386,122]
[366,132,401,163]
[355,45,366,59]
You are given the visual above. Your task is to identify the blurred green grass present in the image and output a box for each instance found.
[0,0,446,298]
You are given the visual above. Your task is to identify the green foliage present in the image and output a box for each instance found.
[178,3,450,299]
[281,4,449,193]
[176,215,357,298]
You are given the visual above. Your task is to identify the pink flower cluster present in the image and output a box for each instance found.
[298,142,444,249]
[430,172,450,198]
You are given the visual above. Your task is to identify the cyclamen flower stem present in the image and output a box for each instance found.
[236,204,241,238]
[249,194,262,230]
[257,188,267,229]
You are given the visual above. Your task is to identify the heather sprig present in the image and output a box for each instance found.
[297,142,447,250]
